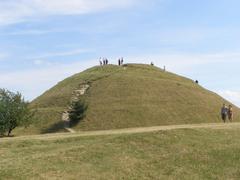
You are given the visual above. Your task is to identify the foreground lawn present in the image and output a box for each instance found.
[1,128,240,179]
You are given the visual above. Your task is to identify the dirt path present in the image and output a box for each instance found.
[2,122,240,142]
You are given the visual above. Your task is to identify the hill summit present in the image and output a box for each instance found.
[29,64,239,134]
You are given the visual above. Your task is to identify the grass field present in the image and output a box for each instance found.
[27,64,240,134]
[2,127,240,179]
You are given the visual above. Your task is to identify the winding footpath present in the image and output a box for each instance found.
[1,122,240,142]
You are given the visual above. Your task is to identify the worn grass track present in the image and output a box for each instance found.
[3,122,240,142]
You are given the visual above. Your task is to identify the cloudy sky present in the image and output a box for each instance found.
[0,0,240,106]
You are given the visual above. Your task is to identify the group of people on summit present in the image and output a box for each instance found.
[99,57,109,66]
[221,104,233,123]
[99,57,124,66]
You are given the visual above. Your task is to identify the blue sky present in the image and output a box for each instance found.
[0,0,240,106]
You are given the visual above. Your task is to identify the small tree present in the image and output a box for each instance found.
[68,99,88,127]
[0,89,34,136]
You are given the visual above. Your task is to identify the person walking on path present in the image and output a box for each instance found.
[228,105,233,122]
[221,104,228,123]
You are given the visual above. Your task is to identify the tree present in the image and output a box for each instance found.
[0,98,8,136]
[0,89,34,136]
[68,99,88,127]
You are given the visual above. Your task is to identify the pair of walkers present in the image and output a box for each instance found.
[221,104,233,123]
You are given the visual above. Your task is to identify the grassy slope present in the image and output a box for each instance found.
[27,64,240,134]
[2,128,240,179]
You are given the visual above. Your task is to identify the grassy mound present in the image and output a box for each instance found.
[27,64,239,134]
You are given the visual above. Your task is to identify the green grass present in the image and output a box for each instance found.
[28,64,240,134]
[1,128,240,179]
[14,107,66,135]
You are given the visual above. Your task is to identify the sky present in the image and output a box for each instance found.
[0,0,240,106]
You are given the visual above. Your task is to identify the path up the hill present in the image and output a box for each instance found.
[2,122,240,142]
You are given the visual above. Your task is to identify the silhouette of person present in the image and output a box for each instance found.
[221,104,228,123]
[228,105,233,122]
[118,59,121,66]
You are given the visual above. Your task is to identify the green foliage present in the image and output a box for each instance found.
[0,89,34,136]
[69,99,88,127]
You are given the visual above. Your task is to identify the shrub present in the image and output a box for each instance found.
[68,99,88,127]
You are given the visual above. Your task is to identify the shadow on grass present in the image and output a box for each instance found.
[0,134,15,138]
[41,100,88,134]
[69,100,88,128]
[69,114,86,128]
[41,121,67,134]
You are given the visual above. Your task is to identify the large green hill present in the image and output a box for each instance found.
[24,64,239,134]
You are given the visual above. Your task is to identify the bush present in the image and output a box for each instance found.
[68,99,88,127]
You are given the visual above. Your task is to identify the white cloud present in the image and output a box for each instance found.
[2,28,64,35]
[30,48,93,59]
[0,0,137,26]
[127,52,240,72]
[33,59,42,65]
[0,53,8,61]
[33,59,47,65]
[217,90,240,107]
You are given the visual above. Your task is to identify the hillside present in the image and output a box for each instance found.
[24,64,239,134]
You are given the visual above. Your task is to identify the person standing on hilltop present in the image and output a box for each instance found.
[221,104,228,123]
[118,59,121,66]
[121,57,124,65]
[103,58,106,65]
[228,105,233,122]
